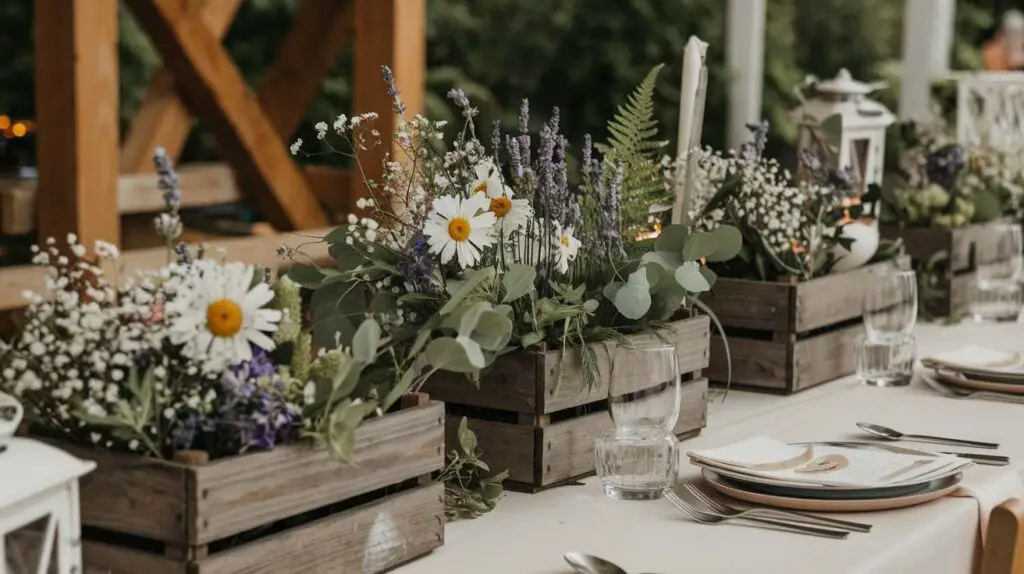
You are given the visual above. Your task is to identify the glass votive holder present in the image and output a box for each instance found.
[595,426,678,501]
[855,333,916,387]
[971,277,1022,323]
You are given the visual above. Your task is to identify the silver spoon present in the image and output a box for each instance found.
[857,422,999,449]
[564,553,627,574]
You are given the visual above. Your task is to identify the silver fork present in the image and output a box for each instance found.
[681,484,872,533]
[922,375,1024,405]
[664,492,848,539]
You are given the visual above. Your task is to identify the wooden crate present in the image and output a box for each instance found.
[881,222,1020,317]
[702,258,910,394]
[59,395,444,574]
[423,315,710,492]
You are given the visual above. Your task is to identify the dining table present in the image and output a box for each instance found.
[396,321,1024,574]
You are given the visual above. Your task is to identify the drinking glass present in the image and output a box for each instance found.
[607,344,681,433]
[855,333,916,387]
[595,427,679,500]
[974,223,1024,322]
[863,266,917,342]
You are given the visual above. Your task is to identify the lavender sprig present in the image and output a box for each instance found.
[447,88,478,119]
[152,147,183,245]
[381,65,406,116]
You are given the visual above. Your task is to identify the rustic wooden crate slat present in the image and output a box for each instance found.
[60,397,444,573]
[58,443,190,543]
[425,315,710,491]
[704,258,909,394]
[882,222,1020,316]
[195,400,444,544]
[447,378,708,487]
[195,483,443,574]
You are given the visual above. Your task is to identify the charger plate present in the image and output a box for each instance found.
[702,469,962,512]
[935,371,1024,395]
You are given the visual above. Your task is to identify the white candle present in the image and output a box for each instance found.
[673,36,709,225]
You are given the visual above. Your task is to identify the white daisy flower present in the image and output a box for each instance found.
[552,221,582,273]
[470,165,532,235]
[467,160,507,198]
[423,194,496,268]
[166,261,282,372]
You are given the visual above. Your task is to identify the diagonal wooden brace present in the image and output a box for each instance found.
[124,0,328,230]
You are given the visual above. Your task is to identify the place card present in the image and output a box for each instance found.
[688,436,970,488]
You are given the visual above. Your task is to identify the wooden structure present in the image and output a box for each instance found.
[422,316,710,493]
[65,395,443,574]
[881,222,1021,317]
[703,258,910,394]
[2,0,425,307]
[983,498,1024,574]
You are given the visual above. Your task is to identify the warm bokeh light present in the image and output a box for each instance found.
[11,122,27,137]
[0,115,10,130]
[636,223,663,241]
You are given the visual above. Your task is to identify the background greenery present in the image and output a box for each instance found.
[0,0,1012,170]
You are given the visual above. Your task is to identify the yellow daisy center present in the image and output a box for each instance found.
[489,196,512,217]
[447,217,471,242]
[560,234,570,248]
[472,181,489,195]
[206,299,243,337]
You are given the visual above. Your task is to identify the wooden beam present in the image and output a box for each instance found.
[259,0,355,137]
[0,230,334,313]
[725,0,766,149]
[353,0,426,213]
[0,165,351,234]
[34,0,121,247]
[120,0,244,174]
[125,0,328,231]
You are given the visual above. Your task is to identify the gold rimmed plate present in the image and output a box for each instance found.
[702,469,962,512]
[934,370,1024,395]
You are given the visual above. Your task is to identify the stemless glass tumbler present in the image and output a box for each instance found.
[973,223,1024,322]
[598,344,682,500]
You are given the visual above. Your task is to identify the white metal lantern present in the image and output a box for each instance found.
[0,437,95,574]
[795,69,896,194]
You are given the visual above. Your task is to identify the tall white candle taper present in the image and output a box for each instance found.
[672,36,709,225]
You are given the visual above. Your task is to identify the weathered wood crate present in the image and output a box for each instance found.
[423,315,710,493]
[58,395,444,574]
[702,258,910,394]
[881,222,1020,317]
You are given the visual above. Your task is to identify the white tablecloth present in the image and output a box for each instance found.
[399,323,1024,574]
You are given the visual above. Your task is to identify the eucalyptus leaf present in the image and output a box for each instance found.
[698,264,718,288]
[602,281,624,301]
[501,263,536,302]
[441,270,489,314]
[351,319,381,363]
[457,417,477,454]
[675,261,711,292]
[425,337,478,373]
[613,268,652,319]
[458,301,493,338]
[682,232,716,261]
[654,224,689,252]
[707,225,743,262]
[287,264,326,289]
[457,336,487,369]
[641,250,683,270]
[582,299,600,313]
[382,367,419,412]
[323,226,349,243]
[471,311,513,351]
[520,331,544,348]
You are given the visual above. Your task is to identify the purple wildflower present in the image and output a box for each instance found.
[447,88,477,119]
[152,146,181,211]
[491,120,502,171]
[381,65,406,116]
[600,162,626,260]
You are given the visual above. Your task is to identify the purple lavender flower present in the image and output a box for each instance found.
[600,162,626,260]
[152,146,181,211]
[447,88,477,119]
[174,243,192,265]
[381,65,406,116]
[491,120,503,171]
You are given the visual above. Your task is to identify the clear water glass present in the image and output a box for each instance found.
[863,266,917,342]
[974,224,1024,322]
[607,344,680,433]
[855,333,916,387]
[595,427,679,500]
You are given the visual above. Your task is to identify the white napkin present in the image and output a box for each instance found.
[952,471,1024,546]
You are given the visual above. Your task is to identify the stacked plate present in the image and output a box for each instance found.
[687,437,969,512]
[921,346,1024,395]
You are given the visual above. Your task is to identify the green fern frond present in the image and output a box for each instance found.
[597,64,672,240]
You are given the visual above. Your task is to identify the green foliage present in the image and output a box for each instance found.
[441,418,508,521]
[596,65,672,237]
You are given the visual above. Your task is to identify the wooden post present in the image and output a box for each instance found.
[353,0,426,214]
[725,0,766,150]
[899,0,956,121]
[35,0,121,247]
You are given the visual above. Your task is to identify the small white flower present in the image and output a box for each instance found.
[290,138,303,155]
[303,381,316,405]
[333,114,348,132]
[29,341,46,356]
[314,121,328,139]
[553,222,582,273]
[90,432,101,444]
[423,194,496,268]
[163,407,176,420]
[347,213,358,224]
[356,197,368,210]
[128,439,139,451]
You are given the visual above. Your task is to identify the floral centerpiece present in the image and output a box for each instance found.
[287,65,740,403]
[879,117,1005,228]
[685,120,871,281]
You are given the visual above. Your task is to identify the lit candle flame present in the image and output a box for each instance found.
[636,223,663,241]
